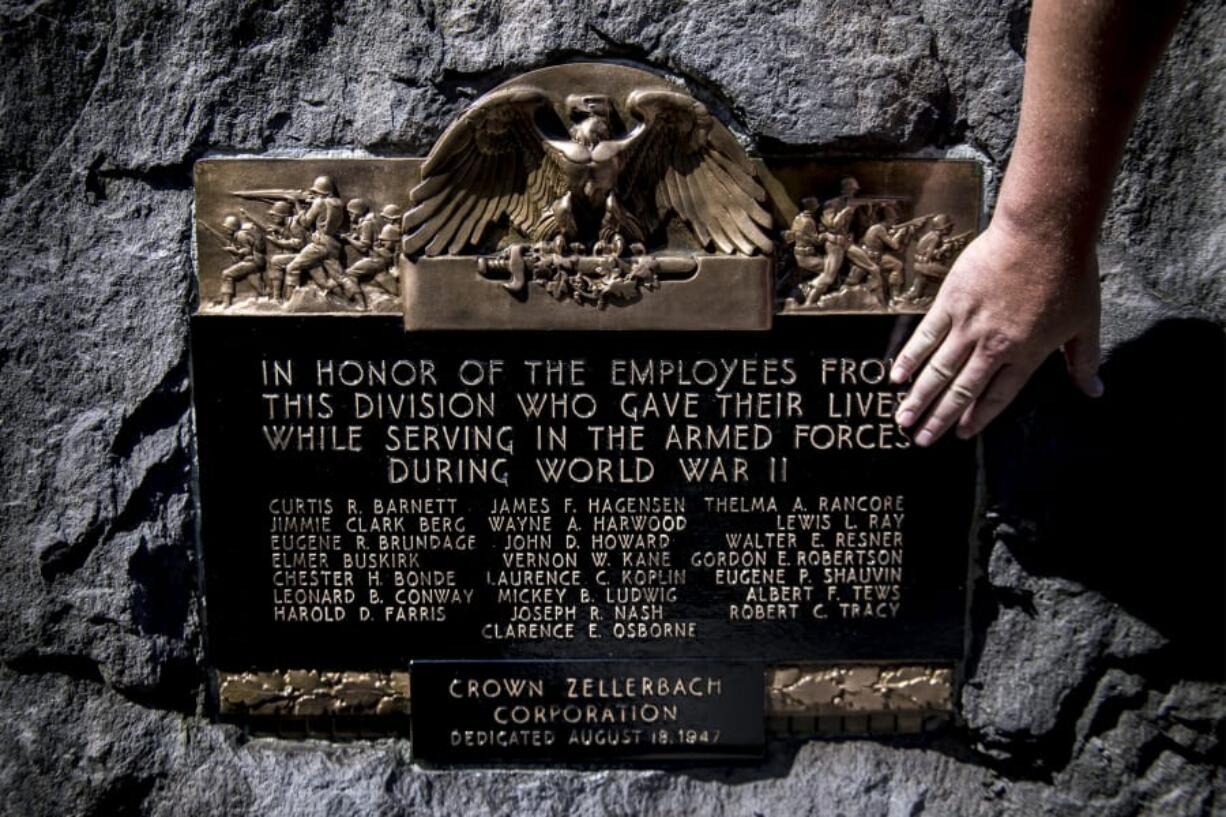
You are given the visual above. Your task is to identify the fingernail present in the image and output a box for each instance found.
[897,409,916,428]
[915,429,934,447]
[1089,375,1105,398]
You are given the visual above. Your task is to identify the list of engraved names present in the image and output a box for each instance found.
[194,318,973,664]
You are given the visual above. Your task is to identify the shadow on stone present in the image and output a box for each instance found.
[984,317,1225,681]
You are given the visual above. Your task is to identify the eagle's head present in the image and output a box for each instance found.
[566,94,613,147]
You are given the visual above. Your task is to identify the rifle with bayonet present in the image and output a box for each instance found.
[230,188,309,208]
[236,207,274,235]
[893,214,935,231]
[196,219,237,252]
[882,213,937,245]
[934,230,976,260]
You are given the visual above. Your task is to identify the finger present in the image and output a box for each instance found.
[895,335,974,430]
[891,309,952,384]
[1063,331,1104,397]
[955,363,1036,438]
[912,349,1005,447]
[958,400,976,432]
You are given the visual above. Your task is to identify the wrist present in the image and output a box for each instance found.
[992,157,1106,244]
[985,190,1100,285]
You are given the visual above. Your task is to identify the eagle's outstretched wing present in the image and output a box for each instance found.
[619,89,773,255]
[402,87,569,256]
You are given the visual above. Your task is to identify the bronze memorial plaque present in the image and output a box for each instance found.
[189,63,981,762]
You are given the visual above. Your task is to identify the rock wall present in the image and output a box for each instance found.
[1,1,1221,814]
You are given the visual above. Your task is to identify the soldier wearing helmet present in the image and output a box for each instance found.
[782,196,823,292]
[343,198,378,256]
[216,214,266,307]
[803,178,866,305]
[847,201,916,303]
[903,214,970,303]
[285,175,346,298]
[379,204,403,226]
[252,199,309,302]
[339,222,402,309]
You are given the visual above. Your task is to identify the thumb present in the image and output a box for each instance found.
[1064,331,1104,398]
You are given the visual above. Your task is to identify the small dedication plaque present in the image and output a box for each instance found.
[190,63,981,762]
[410,660,765,763]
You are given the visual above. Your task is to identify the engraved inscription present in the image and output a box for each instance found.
[410,660,765,762]
[246,354,916,635]
[193,320,975,668]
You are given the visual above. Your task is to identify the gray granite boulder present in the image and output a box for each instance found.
[1,1,1222,814]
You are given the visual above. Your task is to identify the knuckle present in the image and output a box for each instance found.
[979,330,1016,363]
[940,289,965,312]
[949,381,977,404]
[942,289,975,319]
[927,360,954,382]
[919,323,942,344]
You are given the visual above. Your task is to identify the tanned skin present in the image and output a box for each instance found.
[891,1,1188,446]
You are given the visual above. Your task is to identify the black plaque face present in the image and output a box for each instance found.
[410,659,765,764]
[191,315,974,673]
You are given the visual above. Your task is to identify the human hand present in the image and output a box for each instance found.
[890,217,1103,445]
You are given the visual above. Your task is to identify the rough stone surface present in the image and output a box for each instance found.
[1,1,1223,815]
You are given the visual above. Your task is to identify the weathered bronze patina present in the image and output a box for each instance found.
[193,110,979,323]
[768,160,981,314]
[217,663,953,739]
[400,63,776,330]
[195,159,419,314]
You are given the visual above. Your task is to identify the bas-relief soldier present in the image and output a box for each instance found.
[804,178,864,304]
[285,175,346,298]
[222,178,409,309]
[903,214,972,303]
[243,200,307,302]
[781,172,976,311]
[848,202,918,302]
[344,198,378,256]
[378,204,402,229]
[782,197,825,288]
[340,223,402,308]
[216,215,266,307]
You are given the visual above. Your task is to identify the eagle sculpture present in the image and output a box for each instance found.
[401,83,774,257]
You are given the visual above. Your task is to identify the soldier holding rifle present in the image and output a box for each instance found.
[235,200,307,302]
[845,201,926,301]
[200,215,265,307]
